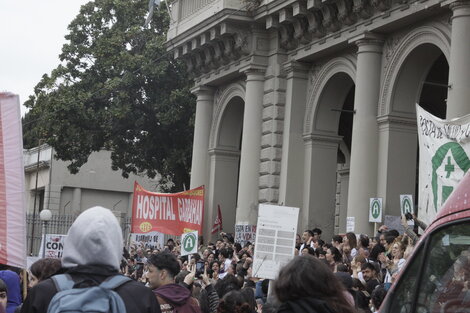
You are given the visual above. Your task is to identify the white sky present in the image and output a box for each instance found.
[0,0,90,116]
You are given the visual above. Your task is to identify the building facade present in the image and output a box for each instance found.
[24,145,160,220]
[165,0,470,240]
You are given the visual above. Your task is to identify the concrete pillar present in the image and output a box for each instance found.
[206,149,240,241]
[377,115,417,218]
[190,86,215,189]
[236,68,266,225]
[279,61,309,208]
[446,0,470,118]
[72,187,81,215]
[303,134,342,240]
[347,33,384,235]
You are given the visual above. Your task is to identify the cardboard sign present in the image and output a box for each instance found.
[253,204,299,280]
[131,182,204,236]
[130,231,164,249]
[235,224,257,246]
[346,217,355,232]
[38,234,67,258]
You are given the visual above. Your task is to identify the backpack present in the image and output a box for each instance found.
[47,274,131,313]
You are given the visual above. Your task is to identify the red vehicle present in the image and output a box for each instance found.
[380,171,470,313]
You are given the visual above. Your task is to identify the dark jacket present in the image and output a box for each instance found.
[20,265,161,313]
[154,283,202,313]
[277,298,336,313]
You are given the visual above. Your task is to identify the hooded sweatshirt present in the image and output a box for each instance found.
[154,283,201,313]
[20,206,161,313]
[62,206,122,270]
[0,270,21,313]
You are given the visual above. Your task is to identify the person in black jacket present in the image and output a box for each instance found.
[21,206,161,313]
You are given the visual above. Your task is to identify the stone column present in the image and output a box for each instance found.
[190,86,215,189]
[279,61,309,208]
[446,0,470,118]
[303,134,342,240]
[236,68,266,225]
[346,33,384,235]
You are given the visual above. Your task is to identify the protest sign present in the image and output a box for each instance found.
[346,217,355,232]
[38,234,67,258]
[253,204,299,280]
[384,215,405,234]
[417,105,470,226]
[400,194,414,215]
[130,231,164,249]
[131,182,204,236]
[369,198,383,223]
[181,231,198,256]
[235,224,257,247]
[0,93,26,268]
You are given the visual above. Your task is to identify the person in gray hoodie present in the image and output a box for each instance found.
[21,206,161,313]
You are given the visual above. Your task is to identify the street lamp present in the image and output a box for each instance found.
[39,209,52,258]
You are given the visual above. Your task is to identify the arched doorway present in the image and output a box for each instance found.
[207,93,244,239]
[304,62,356,238]
[380,42,449,217]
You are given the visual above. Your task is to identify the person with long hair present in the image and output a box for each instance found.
[217,290,254,313]
[274,255,357,313]
[28,258,63,288]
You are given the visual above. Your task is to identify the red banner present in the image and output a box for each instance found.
[131,182,204,236]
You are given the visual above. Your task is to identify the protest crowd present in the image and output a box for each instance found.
[0,206,431,313]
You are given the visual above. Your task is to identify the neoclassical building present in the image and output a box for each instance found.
[165,0,470,240]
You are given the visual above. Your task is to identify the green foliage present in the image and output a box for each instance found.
[24,0,195,191]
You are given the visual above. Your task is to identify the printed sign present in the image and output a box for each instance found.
[131,182,204,236]
[235,224,257,247]
[369,198,383,223]
[253,204,299,280]
[181,231,198,256]
[346,217,355,232]
[130,231,164,249]
[38,234,67,258]
[417,104,470,226]
[400,194,414,215]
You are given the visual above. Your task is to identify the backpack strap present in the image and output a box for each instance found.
[99,275,132,290]
[51,274,75,292]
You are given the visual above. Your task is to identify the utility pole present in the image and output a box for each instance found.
[29,139,44,255]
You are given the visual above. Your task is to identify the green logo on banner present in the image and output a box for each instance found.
[371,200,381,219]
[182,233,196,253]
[431,142,470,212]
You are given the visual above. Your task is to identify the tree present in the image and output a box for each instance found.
[24,0,195,191]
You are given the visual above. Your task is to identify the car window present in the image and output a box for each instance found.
[388,240,425,313]
[415,222,470,313]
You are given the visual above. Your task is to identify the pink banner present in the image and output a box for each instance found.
[0,93,26,268]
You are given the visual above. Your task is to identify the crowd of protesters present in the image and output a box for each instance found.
[0,209,430,313]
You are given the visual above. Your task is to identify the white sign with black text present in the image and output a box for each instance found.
[253,204,299,280]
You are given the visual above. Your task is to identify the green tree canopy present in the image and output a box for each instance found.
[23,0,195,191]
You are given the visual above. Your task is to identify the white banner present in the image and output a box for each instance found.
[417,105,470,226]
[0,93,26,268]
